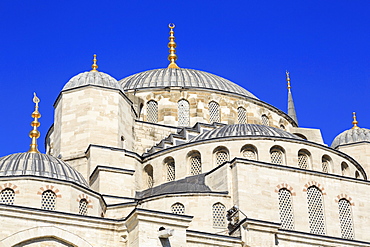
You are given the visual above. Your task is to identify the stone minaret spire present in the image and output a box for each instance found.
[28,93,41,153]
[286,71,298,125]
[167,23,180,69]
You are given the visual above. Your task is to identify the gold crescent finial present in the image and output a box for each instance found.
[352,112,359,129]
[286,70,291,90]
[167,23,179,69]
[91,54,98,71]
[28,93,41,153]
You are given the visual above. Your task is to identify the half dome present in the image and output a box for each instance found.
[63,71,123,91]
[0,153,88,187]
[331,128,370,149]
[119,68,257,99]
[191,124,302,142]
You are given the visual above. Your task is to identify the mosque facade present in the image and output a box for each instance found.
[1,24,370,247]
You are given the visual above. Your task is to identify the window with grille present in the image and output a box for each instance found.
[338,199,354,239]
[298,152,309,169]
[209,101,220,123]
[178,99,190,126]
[144,165,154,188]
[41,190,56,211]
[216,151,229,166]
[0,188,15,205]
[278,189,294,230]
[261,114,269,126]
[322,159,329,173]
[213,202,226,227]
[237,107,246,124]
[270,148,284,165]
[243,150,256,160]
[79,199,88,215]
[171,203,185,215]
[190,155,202,175]
[307,186,325,235]
[146,100,158,123]
[166,159,175,181]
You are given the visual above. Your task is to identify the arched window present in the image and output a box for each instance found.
[144,165,154,188]
[214,147,229,166]
[41,190,56,211]
[278,189,294,230]
[237,107,246,124]
[171,202,185,215]
[79,199,88,215]
[189,151,202,175]
[0,188,15,205]
[178,99,190,126]
[146,100,158,123]
[261,114,269,126]
[355,171,360,179]
[165,157,175,181]
[298,150,310,169]
[338,199,354,239]
[209,101,220,123]
[280,124,285,130]
[212,202,226,227]
[241,144,257,160]
[341,162,349,176]
[307,186,325,235]
[270,146,284,165]
[322,155,331,173]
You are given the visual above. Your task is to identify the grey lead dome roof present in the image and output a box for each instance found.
[63,71,123,91]
[119,68,258,99]
[0,153,88,187]
[191,124,302,142]
[331,128,370,149]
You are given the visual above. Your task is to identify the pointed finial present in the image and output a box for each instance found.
[91,54,98,71]
[352,112,360,129]
[167,23,179,69]
[286,70,291,90]
[28,93,41,153]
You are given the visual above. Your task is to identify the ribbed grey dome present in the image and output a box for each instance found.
[119,68,257,99]
[191,124,302,142]
[331,128,370,149]
[63,71,123,91]
[0,153,88,187]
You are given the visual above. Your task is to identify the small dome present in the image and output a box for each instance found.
[119,68,257,99]
[191,124,302,142]
[331,128,370,149]
[0,153,88,187]
[63,71,123,91]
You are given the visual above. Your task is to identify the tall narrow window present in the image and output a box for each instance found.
[322,156,331,173]
[298,150,310,169]
[144,165,154,188]
[214,147,229,166]
[237,107,247,124]
[307,186,325,235]
[241,145,257,160]
[341,162,349,176]
[261,114,269,126]
[41,190,56,211]
[171,203,185,215]
[0,188,15,205]
[270,146,284,165]
[338,199,354,239]
[165,157,175,181]
[213,202,226,227]
[146,100,158,123]
[278,189,294,230]
[209,101,220,123]
[189,152,202,175]
[79,199,88,215]
[178,99,190,126]
[355,171,360,179]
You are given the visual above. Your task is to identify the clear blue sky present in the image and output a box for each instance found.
[1,1,370,156]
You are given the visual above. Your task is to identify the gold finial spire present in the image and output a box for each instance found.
[352,112,360,129]
[28,93,41,153]
[91,54,98,71]
[286,70,291,90]
[167,23,179,69]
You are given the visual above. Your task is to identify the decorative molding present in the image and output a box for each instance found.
[0,183,19,194]
[77,194,93,209]
[303,181,326,195]
[335,194,355,206]
[275,183,296,196]
[37,185,62,198]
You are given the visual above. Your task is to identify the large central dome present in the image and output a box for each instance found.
[119,68,258,99]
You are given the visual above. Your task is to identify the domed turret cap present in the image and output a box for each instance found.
[0,153,89,187]
[62,55,123,92]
